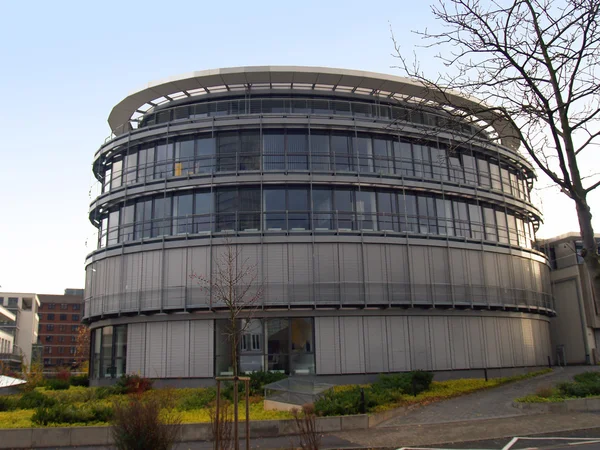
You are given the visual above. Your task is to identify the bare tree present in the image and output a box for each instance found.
[190,237,263,450]
[392,0,600,310]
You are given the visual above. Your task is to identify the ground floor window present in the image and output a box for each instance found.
[90,325,127,379]
[215,317,315,376]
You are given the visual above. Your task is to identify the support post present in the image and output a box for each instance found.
[245,378,250,450]
[215,380,221,450]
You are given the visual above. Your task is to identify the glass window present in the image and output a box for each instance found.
[107,209,120,246]
[217,132,238,172]
[516,216,526,247]
[400,193,419,232]
[114,325,127,378]
[47,313,55,320]
[239,131,260,170]
[453,201,470,237]
[356,190,377,230]
[137,146,152,184]
[287,187,310,231]
[60,314,67,321]
[448,151,465,183]
[120,204,135,243]
[436,198,454,236]
[397,140,413,176]
[194,192,213,233]
[469,204,484,240]
[483,206,497,241]
[287,131,309,170]
[290,318,315,375]
[175,138,195,176]
[430,145,448,180]
[334,189,355,230]
[373,137,394,174]
[489,161,502,190]
[496,210,509,243]
[92,329,101,379]
[216,189,237,232]
[196,137,215,173]
[239,189,261,231]
[507,214,518,246]
[478,158,490,187]
[240,319,264,373]
[173,193,193,235]
[510,171,520,198]
[111,158,123,189]
[47,324,54,331]
[154,143,174,179]
[418,196,437,234]
[501,167,511,195]
[152,196,172,237]
[101,326,113,378]
[355,134,373,173]
[215,320,234,376]
[267,318,289,373]
[264,189,286,230]
[463,153,477,185]
[310,132,331,171]
[263,132,285,170]
[124,151,137,185]
[331,134,353,171]
[312,188,332,229]
[377,191,399,231]
[135,199,152,240]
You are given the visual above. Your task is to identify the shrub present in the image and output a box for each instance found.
[315,386,375,416]
[535,386,556,398]
[31,403,113,425]
[209,401,234,450]
[0,396,16,412]
[247,371,288,396]
[45,378,70,391]
[56,368,71,382]
[558,380,600,398]
[411,370,434,394]
[372,371,434,396]
[574,372,600,384]
[111,395,181,450]
[291,404,321,450]
[179,388,217,411]
[116,374,153,395]
[70,375,89,387]
[95,386,123,399]
[17,391,57,409]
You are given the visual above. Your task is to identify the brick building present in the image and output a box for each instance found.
[37,291,84,369]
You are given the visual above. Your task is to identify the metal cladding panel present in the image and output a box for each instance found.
[339,244,363,305]
[339,317,365,374]
[521,319,536,365]
[533,319,548,365]
[430,316,452,370]
[497,254,514,306]
[141,251,162,310]
[190,320,214,378]
[164,248,186,309]
[430,247,450,304]
[467,317,486,368]
[264,244,288,305]
[410,247,431,305]
[105,257,121,314]
[449,249,469,305]
[364,244,387,305]
[238,244,263,305]
[145,322,167,378]
[126,323,146,375]
[466,251,485,305]
[167,321,189,378]
[288,244,312,305]
[484,317,502,367]
[315,317,341,375]
[551,279,586,364]
[410,316,431,370]
[187,246,210,308]
[510,317,526,366]
[364,316,388,373]
[497,317,515,367]
[483,253,501,306]
[387,316,411,372]
[314,243,339,306]
[449,317,470,369]
[387,245,410,305]
[123,253,142,312]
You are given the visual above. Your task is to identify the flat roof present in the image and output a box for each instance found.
[108,66,521,151]
[37,294,83,304]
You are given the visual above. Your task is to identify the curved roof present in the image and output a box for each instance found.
[108,66,521,151]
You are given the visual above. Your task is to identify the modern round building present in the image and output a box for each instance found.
[84,66,554,382]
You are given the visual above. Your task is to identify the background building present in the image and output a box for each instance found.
[538,233,600,365]
[85,66,553,383]
[37,291,84,369]
[0,293,40,366]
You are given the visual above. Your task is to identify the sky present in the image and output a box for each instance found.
[0,0,598,295]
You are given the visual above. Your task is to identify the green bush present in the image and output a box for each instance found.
[248,371,288,396]
[558,380,600,398]
[411,370,434,394]
[178,388,217,411]
[95,386,124,399]
[372,371,433,396]
[314,386,367,416]
[17,391,57,409]
[45,378,70,391]
[573,372,600,384]
[116,374,153,395]
[32,403,113,425]
[0,396,16,411]
[70,375,89,387]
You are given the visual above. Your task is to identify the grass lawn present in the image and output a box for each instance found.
[0,369,552,428]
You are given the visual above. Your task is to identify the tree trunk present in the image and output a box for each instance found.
[575,196,600,340]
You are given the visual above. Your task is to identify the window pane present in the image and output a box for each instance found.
[108,210,120,245]
[453,201,470,237]
[373,137,393,174]
[114,325,127,378]
[175,138,195,176]
[355,134,373,173]
[312,188,332,229]
[240,131,260,170]
[478,158,490,187]
[469,204,484,240]
[356,190,377,230]
[483,206,497,241]
[377,191,398,231]
[310,133,331,171]
[111,159,123,189]
[331,134,353,171]
[173,193,193,235]
[216,189,236,231]
[135,199,152,240]
[215,319,233,376]
[194,192,213,232]
[288,187,310,230]
[267,318,289,373]
[120,204,135,242]
[334,189,354,229]
[239,188,260,231]
[196,137,215,173]
[124,152,137,185]
[496,210,509,243]
[290,318,315,375]
[263,132,285,170]
[154,143,173,179]
[101,326,113,378]
[217,132,238,172]
[287,132,308,170]
[239,319,263,373]
[264,189,286,230]
[153,197,172,237]
[400,193,419,232]
[463,154,477,185]
[507,214,518,246]
[489,161,502,190]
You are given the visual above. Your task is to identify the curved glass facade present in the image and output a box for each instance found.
[97,128,532,202]
[96,185,535,249]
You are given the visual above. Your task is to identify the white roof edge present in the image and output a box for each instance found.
[537,231,600,244]
[108,65,521,150]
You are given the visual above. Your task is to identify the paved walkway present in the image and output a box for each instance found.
[379,365,600,427]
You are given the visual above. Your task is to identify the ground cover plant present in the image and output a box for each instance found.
[517,371,600,403]
[0,369,551,428]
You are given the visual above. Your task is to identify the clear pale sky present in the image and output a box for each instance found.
[0,0,598,294]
